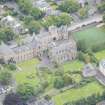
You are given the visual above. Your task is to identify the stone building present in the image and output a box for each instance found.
[78,0,103,7]
[48,39,77,64]
[1,15,28,34]
[35,26,69,58]
[0,26,77,64]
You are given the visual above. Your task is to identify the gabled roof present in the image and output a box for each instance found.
[0,42,15,55]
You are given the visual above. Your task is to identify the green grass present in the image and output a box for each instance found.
[63,60,83,72]
[53,82,104,105]
[74,26,105,50]
[95,50,105,60]
[14,59,40,87]
[13,49,105,105]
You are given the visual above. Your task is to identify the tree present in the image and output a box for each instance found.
[17,0,32,14]
[7,64,17,71]
[54,13,72,27]
[17,83,35,100]
[27,20,41,34]
[54,76,64,89]
[78,7,88,19]
[30,7,45,20]
[98,2,105,12]
[42,13,72,29]
[17,0,44,19]
[0,71,12,85]
[63,74,74,86]
[77,40,87,52]
[58,0,80,13]
[78,51,85,62]
[0,27,15,43]
[3,93,26,105]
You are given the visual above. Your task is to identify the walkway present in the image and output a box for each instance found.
[68,14,103,32]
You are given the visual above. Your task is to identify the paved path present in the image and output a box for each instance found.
[68,14,103,32]
[0,94,5,105]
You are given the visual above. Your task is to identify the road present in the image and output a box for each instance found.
[0,94,5,105]
[68,14,103,31]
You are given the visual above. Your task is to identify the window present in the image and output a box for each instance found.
[53,37,56,41]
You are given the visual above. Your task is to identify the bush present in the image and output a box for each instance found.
[58,0,80,13]
[54,76,64,89]
[8,64,17,71]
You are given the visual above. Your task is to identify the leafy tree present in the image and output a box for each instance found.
[63,74,74,86]
[0,27,15,43]
[17,83,35,100]
[0,71,12,85]
[7,64,17,71]
[98,2,105,12]
[27,20,41,34]
[30,7,45,20]
[77,40,87,52]
[78,51,85,62]
[42,13,72,29]
[16,0,32,14]
[78,7,88,19]
[54,76,64,89]
[58,0,80,13]
[17,0,44,19]
[54,13,72,27]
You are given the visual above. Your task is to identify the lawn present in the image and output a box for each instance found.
[53,81,104,105]
[63,60,83,72]
[95,50,105,60]
[14,59,40,87]
[13,49,105,105]
[74,26,105,50]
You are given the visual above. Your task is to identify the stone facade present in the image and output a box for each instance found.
[0,26,77,64]
[78,0,103,7]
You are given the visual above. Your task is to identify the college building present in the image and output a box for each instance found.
[0,26,77,64]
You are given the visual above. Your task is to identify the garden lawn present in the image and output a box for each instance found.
[74,26,105,50]
[53,81,104,105]
[14,59,40,87]
[63,60,83,72]
[95,50,105,60]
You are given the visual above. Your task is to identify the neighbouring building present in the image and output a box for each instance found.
[78,0,103,7]
[0,5,5,17]
[0,26,77,64]
[99,60,105,76]
[82,60,105,86]
[27,98,55,105]
[1,15,28,34]
[96,101,105,105]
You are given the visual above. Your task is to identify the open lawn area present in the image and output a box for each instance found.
[63,60,83,72]
[53,81,104,105]
[14,59,40,87]
[95,50,105,60]
[74,26,105,50]
[13,49,105,105]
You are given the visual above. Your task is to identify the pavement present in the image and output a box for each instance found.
[0,94,5,105]
[68,14,103,32]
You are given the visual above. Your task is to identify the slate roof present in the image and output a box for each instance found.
[0,42,15,55]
